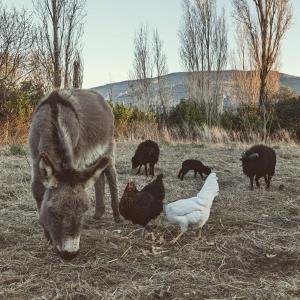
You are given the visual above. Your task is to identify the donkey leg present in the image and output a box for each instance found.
[105,164,121,223]
[94,172,106,219]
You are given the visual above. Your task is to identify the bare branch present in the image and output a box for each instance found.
[232,0,293,107]
[179,0,228,126]
[32,0,86,89]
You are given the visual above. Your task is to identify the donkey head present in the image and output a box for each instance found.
[38,153,110,260]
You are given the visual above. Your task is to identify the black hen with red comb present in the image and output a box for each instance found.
[119,174,165,236]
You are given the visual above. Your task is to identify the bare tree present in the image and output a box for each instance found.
[72,50,83,88]
[230,20,281,109]
[179,0,201,73]
[233,0,292,108]
[0,2,35,108]
[33,0,64,88]
[130,24,152,110]
[63,0,85,88]
[179,0,228,126]
[230,23,260,106]
[210,7,227,122]
[233,0,292,141]
[33,0,86,89]
[179,0,204,105]
[152,28,170,120]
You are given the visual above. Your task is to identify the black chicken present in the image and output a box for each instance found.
[119,174,165,237]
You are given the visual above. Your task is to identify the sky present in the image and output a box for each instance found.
[4,0,300,88]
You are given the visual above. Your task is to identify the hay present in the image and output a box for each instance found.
[0,142,300,299]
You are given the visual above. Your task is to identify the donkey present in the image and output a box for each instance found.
[29,89,121,260]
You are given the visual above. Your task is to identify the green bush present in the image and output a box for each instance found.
[220,110,239,130]
[0,80,44,120]
[110,102,155,125]
[167,99,206,128]
[235,104,263,132]
[220,104,262,132]
[165,100,265,139]
[275,96,300,139]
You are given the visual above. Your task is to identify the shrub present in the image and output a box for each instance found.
[0,80,44,121]
[235,104,263,132]
[275,96,300,139]
[110,102,156,138]
[167,99,206,128]
[111,102,155,124]
[220,110,239,130]
[220,104,263,138]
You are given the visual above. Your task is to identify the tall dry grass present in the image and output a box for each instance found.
[0,119,31,145]
[115,121,295,145]
[0,119,296,146]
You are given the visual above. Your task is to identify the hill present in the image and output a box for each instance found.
[92,71,300,106]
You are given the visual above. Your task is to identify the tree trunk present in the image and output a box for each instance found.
[52,1,61,89]
[259,70,267,108]
[73,60,80,88]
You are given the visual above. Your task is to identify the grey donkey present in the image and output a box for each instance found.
[29,89,121,260]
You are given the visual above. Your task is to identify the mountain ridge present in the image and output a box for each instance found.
[92,71,300,106]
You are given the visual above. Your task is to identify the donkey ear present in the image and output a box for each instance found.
[80,156,111,189]
[39,153,58,189]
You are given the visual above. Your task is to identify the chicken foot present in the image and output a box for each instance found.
[139,225,151,239]
[140,227,146,238]
[170,231,184,244]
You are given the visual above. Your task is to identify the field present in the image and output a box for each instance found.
[0,142,300,299]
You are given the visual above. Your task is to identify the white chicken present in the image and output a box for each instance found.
[164,172,219,244]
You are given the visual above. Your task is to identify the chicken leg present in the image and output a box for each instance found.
[170,231,184,244]
[195,228,202,240]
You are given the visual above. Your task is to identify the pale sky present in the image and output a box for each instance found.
[5,0,300,88]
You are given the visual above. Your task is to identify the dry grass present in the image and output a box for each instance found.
[115,123,296,146]
[0,119,31,145]
[0,119,297,146]
[0,142,300,299]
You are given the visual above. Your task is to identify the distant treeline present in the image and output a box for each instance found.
[0,81,299,143]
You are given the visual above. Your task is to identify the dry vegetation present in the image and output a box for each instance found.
[1,119,296,147]
[0,141,300,299]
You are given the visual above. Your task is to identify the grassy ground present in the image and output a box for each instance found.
[0,142,299,299]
